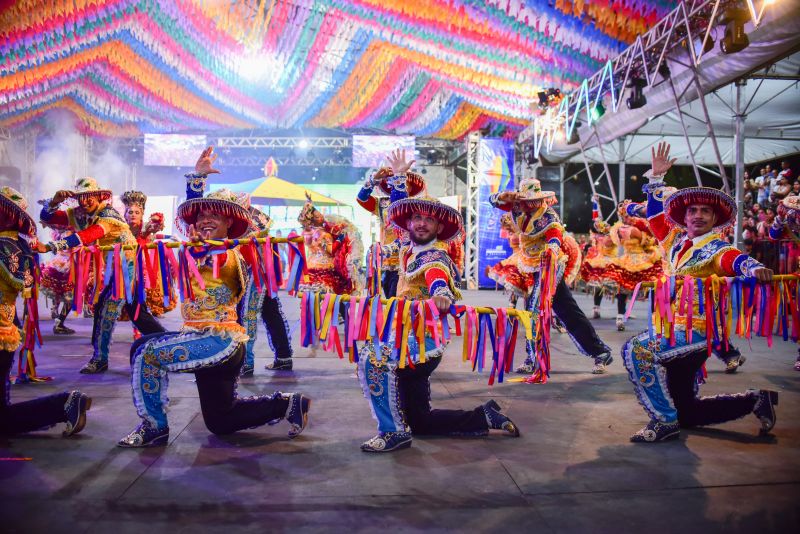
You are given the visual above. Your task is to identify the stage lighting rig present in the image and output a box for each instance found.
[626,77,647,110]
[719,7,750,54]
[590,103,605,123]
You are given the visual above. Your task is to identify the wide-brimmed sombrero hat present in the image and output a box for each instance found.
[387,196,463,242]
[496,178,557,212]
[0,186,36,236]
[373,167,426,197]
[72,177,112,202]
[664,187,735,231]
[176,188,251,239]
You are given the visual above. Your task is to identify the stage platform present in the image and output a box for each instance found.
[2,290,798,533]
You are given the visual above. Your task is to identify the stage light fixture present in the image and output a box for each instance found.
[658,62,671,79]
[538,91,549,107]
[298,139,310,149]
[626,78,647,110]
[720,7,750,54]
[590,103,605,122]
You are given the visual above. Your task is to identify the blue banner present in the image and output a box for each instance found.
[477,138,515,289]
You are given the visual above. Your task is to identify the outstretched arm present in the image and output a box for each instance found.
[185,146,220,200]
[643,142,677,242]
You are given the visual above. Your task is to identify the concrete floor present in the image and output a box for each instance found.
[1,290,798,533]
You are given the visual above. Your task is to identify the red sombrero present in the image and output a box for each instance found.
[176,189,251,239]
[72,177,112,202]
[0,186,36,236]
[374,167,426,197]
[664,187,735,231]
[387,196,463,242]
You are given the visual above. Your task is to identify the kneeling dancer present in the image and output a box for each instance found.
[359,193,520,453]
[0,187,91,437]
[623,143,778,443]
[118,183,310,447]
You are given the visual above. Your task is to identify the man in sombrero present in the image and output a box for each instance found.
[356,149,427,298]
[769,193,800,371]
[117,148,310,447]
[358,152,520,453]
[38,177,165,373]
[182,150,293,376]
[0,186,91,437]
[491,178,613,375]
[622,142,778,443]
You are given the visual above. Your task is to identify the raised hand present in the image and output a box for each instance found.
[195,146,221,175]
[386,148,415,176]
[496,191,520,203]
[50,190,74,208]
[187,224,203,244]
[650,142,677,177]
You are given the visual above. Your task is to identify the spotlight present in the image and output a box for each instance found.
[626,78,647,110]
[538,91,549,108]
[298,139,309,149]
[590,102,605,123]
[719,8,750,54]
[421,167,428,175]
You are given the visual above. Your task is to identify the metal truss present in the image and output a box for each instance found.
[216,137,350,149]
[464,131,480,290]
[216,155,352,166]
[519,0,776,159]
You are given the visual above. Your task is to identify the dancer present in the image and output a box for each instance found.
[0,186,91,436]
[357,158,426,298]
[118,151,310,447]
[38,178,165,373]
[580,216,619,321]
[606,200,664,331]
[39,225,76,335]
[491,178,613,375]
[120,191,176,337]
[297,194,362,296]
[487,213,532,308]
[359,192,520,453]
[769,194,800,371]
[622,142,778,443]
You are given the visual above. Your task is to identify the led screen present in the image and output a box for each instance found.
[144,134,208,166]
[352,135,415,168]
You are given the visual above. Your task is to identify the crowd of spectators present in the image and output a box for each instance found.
[741,160,797,269]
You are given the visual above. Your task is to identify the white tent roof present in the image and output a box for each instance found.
[542,2,800,167]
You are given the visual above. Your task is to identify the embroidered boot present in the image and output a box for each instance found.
[592,352,613,374]
[630,419,680,443]
[483,399,521,437]
[285,392,311,438]
[752,389,779,434]
[361,432,412,453]
[117,422,169,448]
[63,391,92,437]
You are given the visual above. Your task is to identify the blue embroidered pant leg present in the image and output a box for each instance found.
[242,280,264,368]
[358,341,406,434]
[130,331,241,430]
[623,330,757,425]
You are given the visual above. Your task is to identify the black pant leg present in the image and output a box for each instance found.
[90,285,112,355]
[382,270,399,299]
[194,346,290,435]
[552,280,610,357]
[396,358,488,436]
[593,289,603,307]
[664,349,757,428]
[122,294,166,336]
[617,293,628,315]
[0,351,69,435]
[260,295,292,359]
